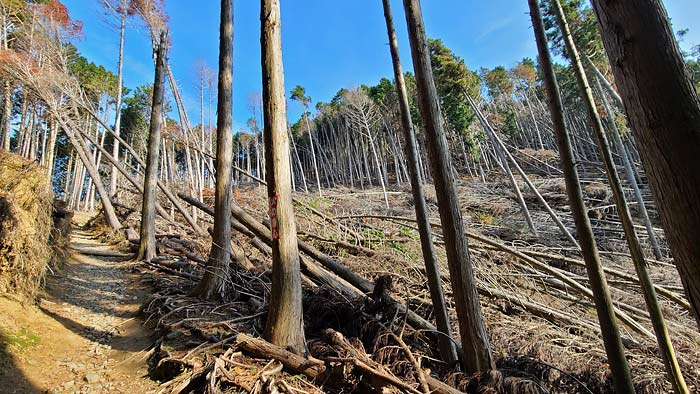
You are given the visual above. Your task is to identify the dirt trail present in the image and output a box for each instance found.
[0,221,158,394]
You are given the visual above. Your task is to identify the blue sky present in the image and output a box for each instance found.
[62,0,700,132]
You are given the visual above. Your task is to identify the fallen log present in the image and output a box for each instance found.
[125,227,139,244]
[251,237,272,257]
[299,232,376,257]
[181,193,361,299]
[70,247,133,260]
[205,227,256,271]
[479,285,602,335]
[144,259,199,281]
[179,193,439,336]
[517,248,690,311]
[323,329,458,394]
[236,333,326,378]
[343,214,655,341]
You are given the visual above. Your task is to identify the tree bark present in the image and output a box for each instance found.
[589,0,700,330]
[552,1,688,391]
[46,114,57,180]
[53,112,122,231]
[402,0,494,373]
[195,0,234,301]
[304,114,322,196]
[110,0,127,197]
[137,31,168,262]
[381,0,457,366]
[260,0,306,355]
[63,150,73,200]
[526,1,634,392]
[1,80,11,151]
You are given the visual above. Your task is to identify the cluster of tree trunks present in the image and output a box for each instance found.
[1,0,700,391]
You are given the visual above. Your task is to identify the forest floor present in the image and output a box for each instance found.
[0,213,158,394]
[116,170,699,393]
[1,164,698,394]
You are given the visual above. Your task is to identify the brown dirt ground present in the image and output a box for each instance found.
[0,214,158,394]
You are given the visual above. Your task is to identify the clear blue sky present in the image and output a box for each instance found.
[62,0,700,132]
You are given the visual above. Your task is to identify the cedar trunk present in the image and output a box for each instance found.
[2,80,11,151]
[552,1,687,391]
[402,0,494,373]
[195,0,235,300]
[527,0,634,392]
[138,31,168,262]
[260,0,306,355]
[589,0,700,330]
[381,0,457,366]
[110,0,127,197]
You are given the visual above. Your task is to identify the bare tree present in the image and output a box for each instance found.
[527,0,634,391]
[261,0,305,355]
[343,89,390,209]
[137,30,167,262]
[290,85,322,196]
[102,0,130,197]
[402,0,494,373]
[589,0,700,330]
[194,0,234,300]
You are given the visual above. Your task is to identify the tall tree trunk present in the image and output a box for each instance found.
[63,151,73,200]
[195,0,235,300]
[552,1,687,391]
[289,127,308,193]
[364,121,390,209]
[46,114,57,179]
[70,161,83,210]
[261,0,305,355]
[16,92,27,155]
[381,0,457,366]
[600,89,663,260]
[304,115,322,196]
[589,0,700,330]
[110,0,127,197]
[585,56,623,108]
[527,1,634,392]
[402,0,494,373]
[138,31,168,262]
[1,80,11,151]
[54,113,121,230]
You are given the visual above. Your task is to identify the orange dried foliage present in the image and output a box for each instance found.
[33,0,83,37]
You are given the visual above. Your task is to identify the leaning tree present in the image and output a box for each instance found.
[402,0,494,373]
[589,0,700,331]
[527,0,634,391]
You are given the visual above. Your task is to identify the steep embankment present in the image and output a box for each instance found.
[0,152,55,298]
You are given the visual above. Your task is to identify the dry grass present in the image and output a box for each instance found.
[0,152,54,298]
[120,173,698,393]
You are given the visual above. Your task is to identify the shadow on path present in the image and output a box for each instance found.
[38,228,155,352]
